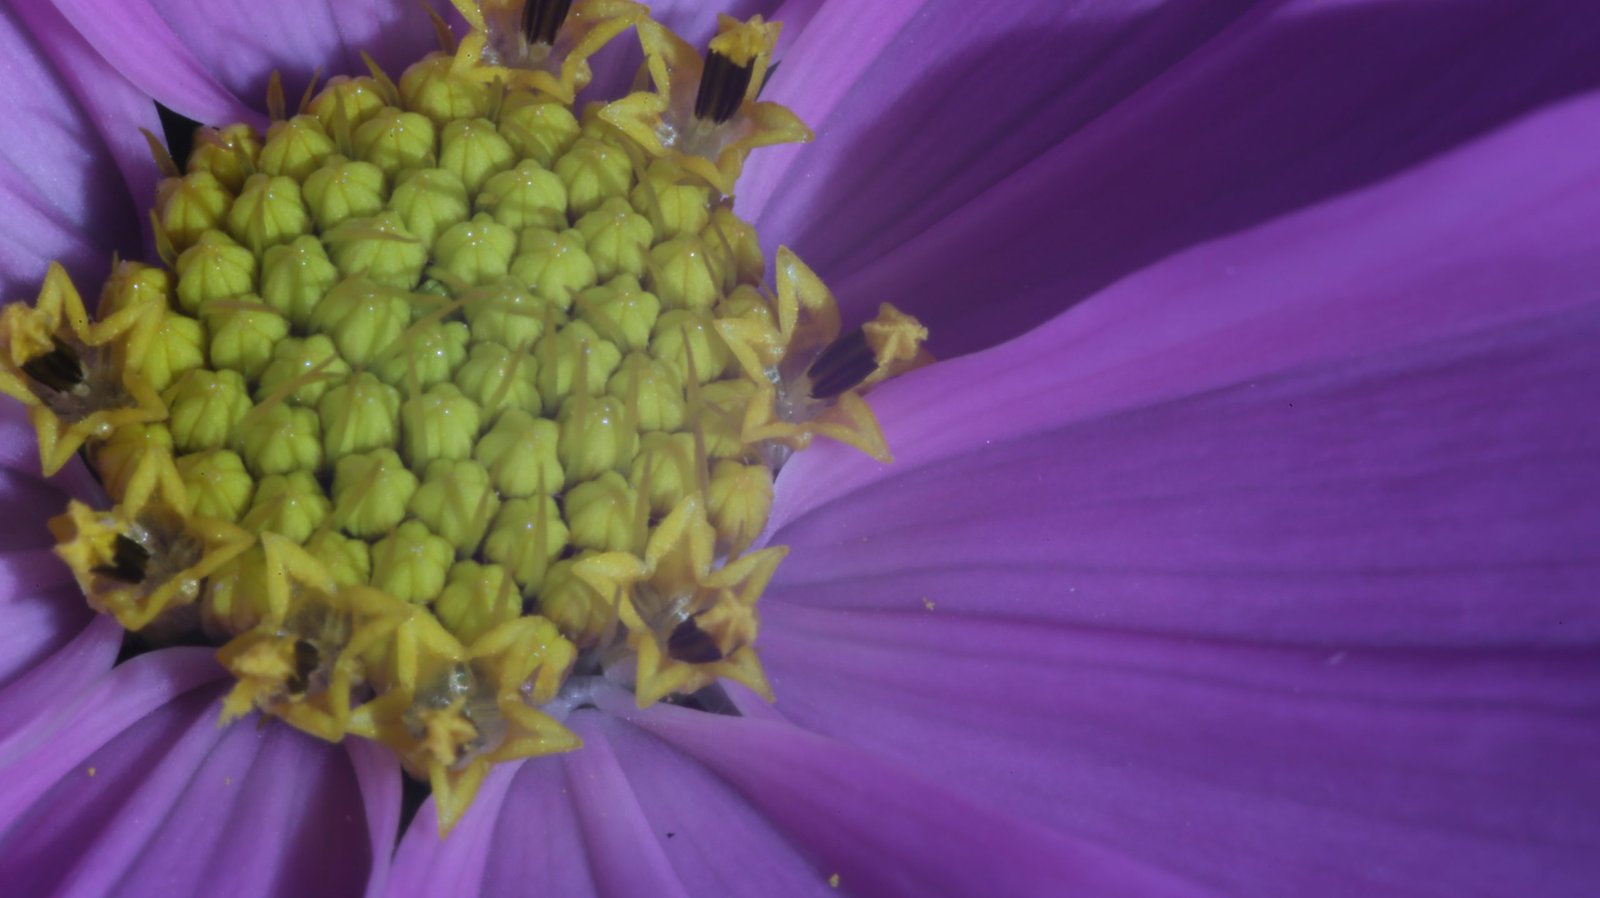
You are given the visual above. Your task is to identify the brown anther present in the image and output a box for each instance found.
[522,0,574,46]
[666,614,723,663]
[94,534,151,585]
[20,338,85,394]
[694,49,754,124]
[805,327,874,400]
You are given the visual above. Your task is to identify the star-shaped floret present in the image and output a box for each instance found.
[725,248,930,463]
[576,495,786,706]
[0,263,166,474]
[49,447,253,631]
[215,536,361,741]
[450,0,645,103]
[600,15,811,194]
[346,590,580,833]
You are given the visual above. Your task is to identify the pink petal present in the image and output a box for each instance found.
[606,691,1204,897]
[744,0,1600,355]
[0,648,386,897]
[0,3,154,295]
[45,0,262,127]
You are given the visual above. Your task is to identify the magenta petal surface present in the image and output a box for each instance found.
[749,76,1600,898]
[609,693,1202,898]
[45,0,262,127]
[0,3,152,295]
[138,0,443,116]
[746,0,1600,355]
[0,648,386,898]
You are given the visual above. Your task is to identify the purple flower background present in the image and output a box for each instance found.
[0,0,1596,896]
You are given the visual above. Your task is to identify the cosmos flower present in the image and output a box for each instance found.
[0,1,1597,897]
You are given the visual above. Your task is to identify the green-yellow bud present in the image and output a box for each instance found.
[175,230,256,315]
[439,117,516,194]
[165,368,253,452]
[370,519,454,603]
[258,114,337,181]
[235,402,323,476]
[330,448,418,538]
[227,173,312,255]
[574,198,653,281]
[434,561,521,645]
[352,106,438,178]
[553,136,633,217]
[387,168,471,249]
[372,320,469,392]
[483,495,568,591]
[324,211,428,290]
[510,228,596,310]
[575,276,659,354]
[302,157,388,232]
[259,235,339,328]
[650,309,731,384]
[174,449,255,523]
[409,458,500,553]
[473,408,563,498]
[401,383,482,467]
[629,431,698,517]
[607,352,685,432]
[319,372,401,462]
[156,171,233,253]
[308,277,413,367]
[204,300,289,379]
[563,471,640,553]
[647,235,720,312]
[241,470,330,544]
[557,393,638,482]
[477,160,567,231]
[453,341,539,420]
[256,335,351,406]
[435,214,517,286]
[497,93,579,168]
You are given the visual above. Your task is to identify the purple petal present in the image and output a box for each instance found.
[0,648,385,897]
[581,708,845,898]
[746,80,1600,898]
[0,3,152,296]
[346,738,403,898]
[605,692,1203,898]
[752,602,1600,897]
[45,0,262,127]
[136,0,445,116]
[0,615,120,762]
[772,89,1600,532]
[744,0,1600,355]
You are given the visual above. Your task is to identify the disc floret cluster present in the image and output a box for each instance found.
[0,0,927,830]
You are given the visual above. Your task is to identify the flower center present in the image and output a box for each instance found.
[0,0,926,833]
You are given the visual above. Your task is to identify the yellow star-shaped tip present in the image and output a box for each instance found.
[599,16,811,195]
[50,448,254,631]
[1,263,168,475]
[451,0,645,104]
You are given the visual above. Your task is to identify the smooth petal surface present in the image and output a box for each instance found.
[745,0,1600,355]
[608,692,1204,898]
[0,2,154,297]
[45,0,261,128]
[0,401,113,699]
[139,0,445,115]
[0,648,389,898]
[751,89,1600,898]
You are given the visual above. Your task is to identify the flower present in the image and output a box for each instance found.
[1,1,1598,897]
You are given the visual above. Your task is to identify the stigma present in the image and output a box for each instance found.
[3,1,926,834]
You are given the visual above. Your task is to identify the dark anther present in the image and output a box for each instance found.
[806,327,875,400]
[694,50,754,124]
[21,339,85,393]
[522,0,574,46]
[94,534,151,585]
[286,639,321,695]
[666,617,724,664]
